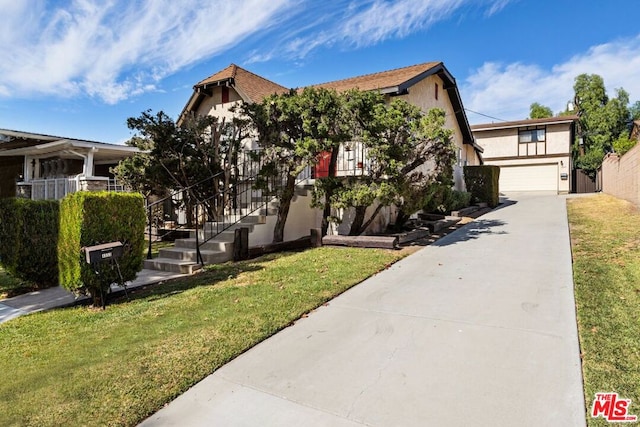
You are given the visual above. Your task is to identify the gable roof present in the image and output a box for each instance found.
[179,64,288,124]
[310,62,481,154]
[180,62,482,156]
[471,115,579,132]
[195,64,289,103]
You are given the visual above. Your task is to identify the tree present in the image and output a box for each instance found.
[113,110,251,224]
[324,99,456,235]
[529,102,553,119]
[573,74,632,177]
[242,88,348,243]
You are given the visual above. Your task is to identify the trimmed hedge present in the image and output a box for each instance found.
[464,165,500,208]
[0,198,60,287]
[58,192,145,306]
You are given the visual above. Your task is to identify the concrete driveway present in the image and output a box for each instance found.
[140,193,586,426]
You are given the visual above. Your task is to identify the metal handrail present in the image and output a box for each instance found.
[145,151,263,259]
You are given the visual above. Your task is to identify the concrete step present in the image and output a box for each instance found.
[159,247,232,264]
[143,257,203,275]
[190,223,257,240]
[174,236,235,252]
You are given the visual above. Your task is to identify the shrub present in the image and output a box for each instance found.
[422,184,471,214]
[464,165,500,207]
[58,192,146,306]
[0,198,59,288]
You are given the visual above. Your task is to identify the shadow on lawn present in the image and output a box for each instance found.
[110,250,304,306]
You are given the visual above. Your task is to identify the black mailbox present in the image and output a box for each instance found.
[84,242,123,266]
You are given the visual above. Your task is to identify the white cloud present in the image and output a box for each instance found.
[462,35,640,124]
[0,0,292,104]
[0,0,513,104]
[249,0,513,61]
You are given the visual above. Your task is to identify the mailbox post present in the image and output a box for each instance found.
[83,241,125,308]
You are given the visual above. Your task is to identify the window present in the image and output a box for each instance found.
[434,83,439,100]
[221,86,229,104]
[518,127,545,143]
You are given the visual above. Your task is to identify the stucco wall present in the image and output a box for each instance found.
[601,144,640,206]
[474,121,573,193]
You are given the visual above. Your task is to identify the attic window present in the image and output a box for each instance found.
[221,86,229,104]
[435,83,439,100]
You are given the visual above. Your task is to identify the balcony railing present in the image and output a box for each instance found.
[21,176,129,200]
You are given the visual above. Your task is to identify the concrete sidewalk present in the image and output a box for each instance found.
[0,269,188,323]
[140,193,586,426]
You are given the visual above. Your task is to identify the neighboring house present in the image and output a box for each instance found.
[471,116,578,194]
[0,129,140,200]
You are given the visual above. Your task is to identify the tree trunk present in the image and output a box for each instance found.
[273,174,296,243]
[349,206,367,236]
[321,147,340,236]
[350,203,384,236]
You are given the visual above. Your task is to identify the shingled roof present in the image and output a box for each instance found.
[180,62,482,155]
[312,62,442,93]
[179,64,288,124]
[471,115,579,131]
[195,64,288,103]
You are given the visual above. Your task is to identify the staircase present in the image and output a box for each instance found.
[143,155,314,275]
[143,214,269,274]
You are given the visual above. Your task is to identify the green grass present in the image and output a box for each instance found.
[0,246,404,426]
[568,194,640,425]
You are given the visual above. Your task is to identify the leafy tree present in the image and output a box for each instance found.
[242,88,348,243]
[529,102,553,119]
[573,74,632,177]
[323,100,456,235]
[113,110,250,224]
[612,134,637,156]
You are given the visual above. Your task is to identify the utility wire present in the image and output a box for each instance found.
[465,109,508,122]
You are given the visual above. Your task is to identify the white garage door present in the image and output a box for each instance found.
[499,164,558,192]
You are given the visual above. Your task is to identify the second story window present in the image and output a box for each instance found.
[519,127,545,143]
[518,126,547,156]
[435,83,439,100]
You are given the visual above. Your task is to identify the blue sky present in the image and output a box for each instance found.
[2,1,640,144]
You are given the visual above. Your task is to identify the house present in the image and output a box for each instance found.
[471,116,579,194]
[145,62,482,274]
[0,129,140,200]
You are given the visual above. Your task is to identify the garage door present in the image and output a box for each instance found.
[499,164,558,192]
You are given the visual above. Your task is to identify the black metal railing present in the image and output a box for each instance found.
[145,150,313,263]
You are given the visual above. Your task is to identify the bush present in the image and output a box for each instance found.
[422,184,471,214]
[0,198,59,288]
[58,192,146,306]
[464,165,500,207]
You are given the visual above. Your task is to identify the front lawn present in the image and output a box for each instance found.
[0,246,404,426]
[567,194,640,425]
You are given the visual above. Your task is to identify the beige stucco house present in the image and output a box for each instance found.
[471,116,578,194]
[0,129,140,200]
[179,62,482,234]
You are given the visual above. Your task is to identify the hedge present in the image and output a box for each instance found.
[58,192,146,306]
[0,198,60,288]
[464,165,500,208]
